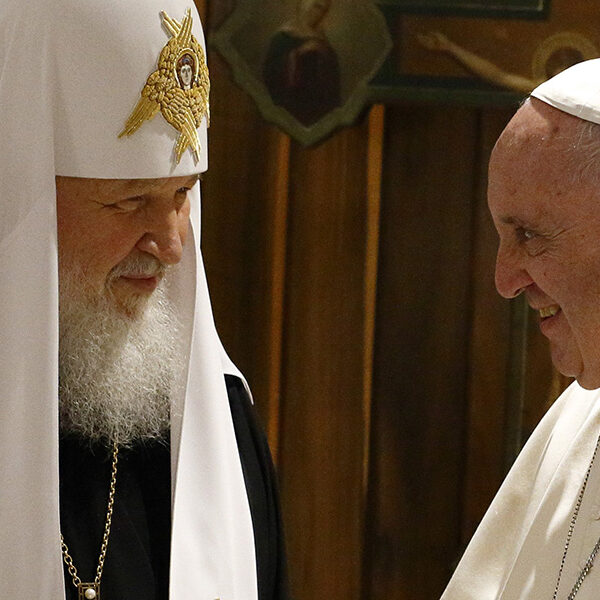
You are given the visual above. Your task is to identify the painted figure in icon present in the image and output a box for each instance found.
[263,0,341,126]
[177,53,196,90]
[418,31,595,94]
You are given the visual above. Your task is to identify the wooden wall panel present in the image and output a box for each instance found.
[460,108,513,541]
[277,119,371,600]
[363,105,386,490]
[365,105,479,600]
[203,7,375,596]
[202,48,290,433]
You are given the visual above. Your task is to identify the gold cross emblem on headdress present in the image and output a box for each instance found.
[118,8,210,164]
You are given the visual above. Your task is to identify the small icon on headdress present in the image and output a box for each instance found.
[119,8,210,164]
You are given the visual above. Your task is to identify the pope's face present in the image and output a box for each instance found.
[489,99,600,389]
[56,175,197,314]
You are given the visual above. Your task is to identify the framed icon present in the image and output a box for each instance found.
[212,0,392,145]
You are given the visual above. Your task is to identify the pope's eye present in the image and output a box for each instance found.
[516,226,536,242]
[176,187,190,194]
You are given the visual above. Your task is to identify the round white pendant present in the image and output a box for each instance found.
[84,588,97,600]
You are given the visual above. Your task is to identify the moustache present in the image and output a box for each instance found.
[106,254,168,284]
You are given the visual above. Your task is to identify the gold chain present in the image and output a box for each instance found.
[60,442,119,592]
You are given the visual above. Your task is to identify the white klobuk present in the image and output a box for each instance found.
[0,0,257,598]
[443,59,600,600]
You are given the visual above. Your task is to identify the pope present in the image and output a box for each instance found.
[442,59,600,600]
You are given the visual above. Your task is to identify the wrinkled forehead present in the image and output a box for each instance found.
[493,99,581,166]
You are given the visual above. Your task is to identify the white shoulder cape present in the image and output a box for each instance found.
[442,383,600,600]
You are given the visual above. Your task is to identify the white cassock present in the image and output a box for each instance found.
[442,383,600,599]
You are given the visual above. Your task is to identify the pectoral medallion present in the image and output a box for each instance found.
[78,582,100,600]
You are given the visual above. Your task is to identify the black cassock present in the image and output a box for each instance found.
[60,375,289,600]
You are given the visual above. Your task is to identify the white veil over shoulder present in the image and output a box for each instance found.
[0,1,257,598]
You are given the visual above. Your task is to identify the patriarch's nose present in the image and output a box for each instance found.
[135,210,185,265]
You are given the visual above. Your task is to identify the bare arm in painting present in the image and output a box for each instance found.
[417,31,537,94]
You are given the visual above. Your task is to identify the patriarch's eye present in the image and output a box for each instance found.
[107,196,145,212]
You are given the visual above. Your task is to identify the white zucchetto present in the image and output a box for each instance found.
[532,57,600,125]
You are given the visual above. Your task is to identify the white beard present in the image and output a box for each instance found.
[58,259,182,448]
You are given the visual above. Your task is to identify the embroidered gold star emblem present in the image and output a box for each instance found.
[119,8,210,164]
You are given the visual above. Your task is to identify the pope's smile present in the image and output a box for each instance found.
[539,305,560,319]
